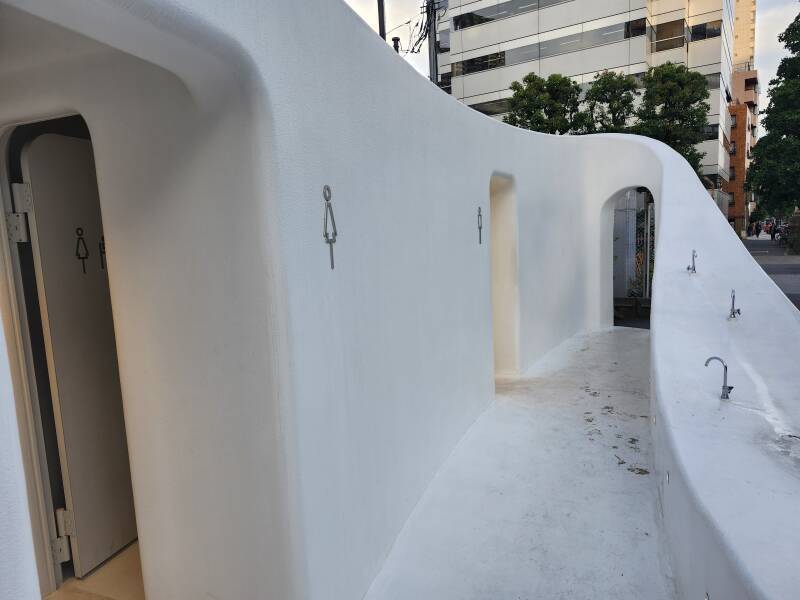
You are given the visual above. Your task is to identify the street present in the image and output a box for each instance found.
[744,236,800,310]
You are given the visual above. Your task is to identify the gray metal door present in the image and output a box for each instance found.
[21,134,136,577]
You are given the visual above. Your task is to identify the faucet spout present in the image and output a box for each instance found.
[728,289,741,319]
[705,356,733,399]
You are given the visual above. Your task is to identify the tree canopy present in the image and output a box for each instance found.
[503,63,710,176]
[746,11,800,217]
[584,71,639,133]
[632,63,710,175]
[503,73,586,134]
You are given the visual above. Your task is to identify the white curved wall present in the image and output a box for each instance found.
[0,2,796,600]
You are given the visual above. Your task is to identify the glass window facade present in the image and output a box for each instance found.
[690,20,722,41]
[452,0,574,31]
[437,29,450,54]
[469,99,512,116]
[439,72,452,94]
[451,18,646,77]
[705,73,721,89]
[652,19,686,52]
[703,124,719,141]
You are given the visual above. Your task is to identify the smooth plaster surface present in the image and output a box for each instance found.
[0,1,797,600]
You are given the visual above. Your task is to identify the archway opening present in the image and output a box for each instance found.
[612,187,655,329]
[4,116,143,600]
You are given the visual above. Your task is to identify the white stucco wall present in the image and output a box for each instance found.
[0,2,797,600]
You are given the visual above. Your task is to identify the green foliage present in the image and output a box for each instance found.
[503,73,587,134]
[584,71,639,133]
[503,63,710,176]
[632,63,710,175]
[746,11,800,217]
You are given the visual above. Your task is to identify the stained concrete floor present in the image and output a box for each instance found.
[365,327,676,600]
[46,542,144,600]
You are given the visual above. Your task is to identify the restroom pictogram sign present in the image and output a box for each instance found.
[75,227,89,274]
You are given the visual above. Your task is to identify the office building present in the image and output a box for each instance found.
[436,0,737,197]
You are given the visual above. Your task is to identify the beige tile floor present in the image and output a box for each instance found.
[46,542,144,600]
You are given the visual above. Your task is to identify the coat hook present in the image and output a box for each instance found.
[686,249,697,274]
[322,185,337,270]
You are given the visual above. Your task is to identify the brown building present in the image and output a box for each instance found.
[728,67,760,234]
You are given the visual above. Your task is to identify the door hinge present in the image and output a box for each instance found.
[6,212,28,243]
[8,182,31,243]
[52,508,74,564]
[11,182,33,213]
[56,507,75,537]
[52,535,71,564]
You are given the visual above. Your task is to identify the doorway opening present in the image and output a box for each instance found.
[3,116,144,599]
[489,174,520,379]
[612,187,655,329]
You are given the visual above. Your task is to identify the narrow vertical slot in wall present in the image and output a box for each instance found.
[489,174,520,379]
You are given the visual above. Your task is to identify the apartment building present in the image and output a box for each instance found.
[727,66,759,234]
[727,0,757,234]
[733,0,756,63]
[436,0,736,195]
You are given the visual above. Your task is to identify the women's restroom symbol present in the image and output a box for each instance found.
[75,227,89,274]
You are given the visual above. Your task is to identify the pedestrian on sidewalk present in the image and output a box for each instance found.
[756,222,762,238]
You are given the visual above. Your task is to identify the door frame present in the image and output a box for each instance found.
[0,116,93,595]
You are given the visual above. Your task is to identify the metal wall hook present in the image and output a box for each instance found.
[322,185,337,270]
[477,207,483,245]
[728,289,741,319]
[686,249,697,274]
[705,356,733,399]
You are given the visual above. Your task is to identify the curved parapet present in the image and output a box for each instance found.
[645,143,800,600]
[0,1,797,600]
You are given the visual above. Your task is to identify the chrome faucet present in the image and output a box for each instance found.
[705,356,733,399]
[687,250,697,274]
[728,289,741,319]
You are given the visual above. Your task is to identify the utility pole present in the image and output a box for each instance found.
[427,0,438,84]
[377,0,387,40]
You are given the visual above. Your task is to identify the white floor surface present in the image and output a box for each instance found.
[365,327,676,600]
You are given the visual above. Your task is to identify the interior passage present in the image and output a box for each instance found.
[365,328,676,599]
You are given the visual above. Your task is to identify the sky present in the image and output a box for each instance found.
[343,0,798,108]
[343,0,432,75]
[755,0,798,114]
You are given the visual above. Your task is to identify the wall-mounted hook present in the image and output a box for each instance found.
[322,185,337,270]
[478,207,483,245]
[728,289,741,319]
[705,356,733,399]
[686,249,697,274]
[99,235,106,270]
